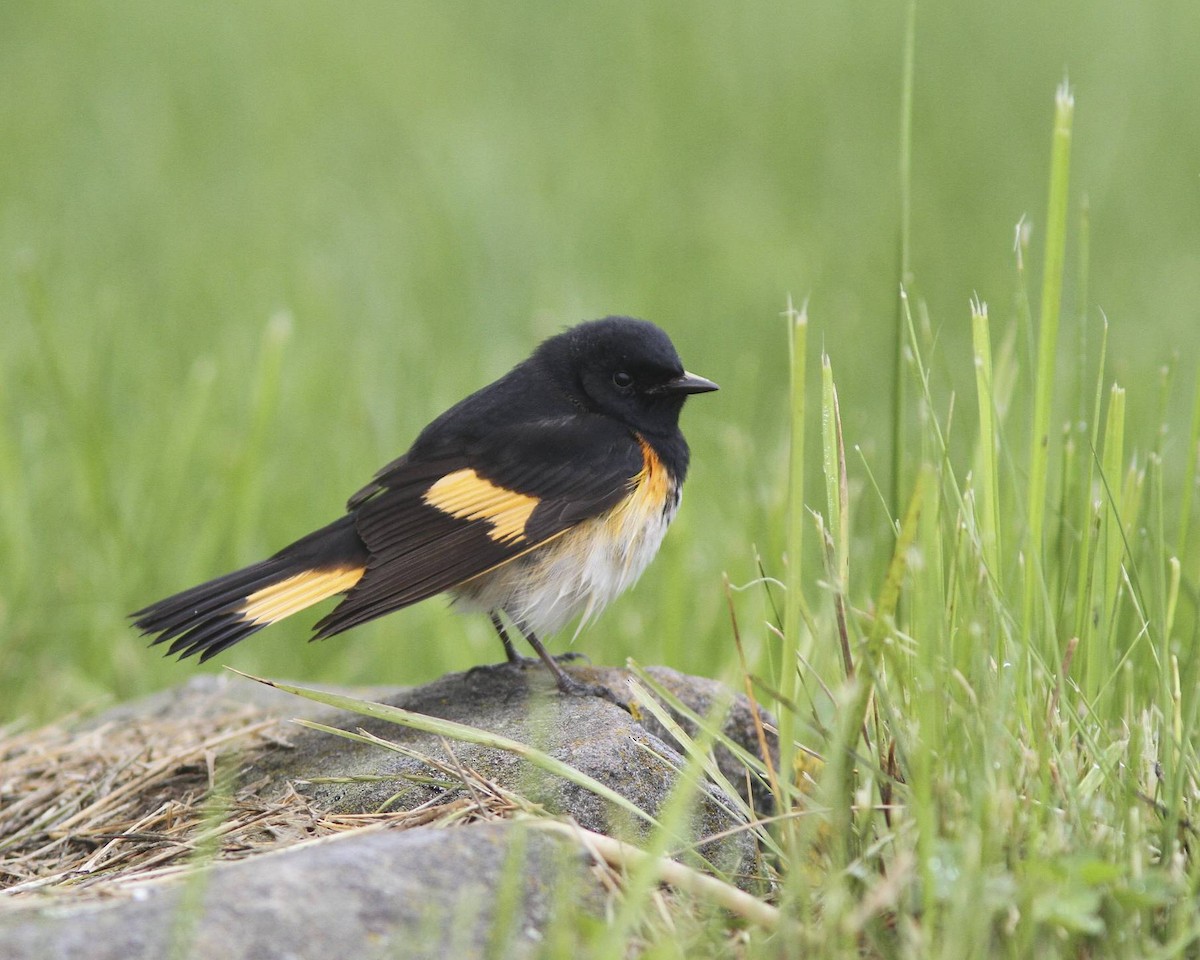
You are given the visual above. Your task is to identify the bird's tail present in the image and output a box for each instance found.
[132,516,368,662]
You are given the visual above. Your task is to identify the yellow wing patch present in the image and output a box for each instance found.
[423,469,540,544]
[239,565,366,626]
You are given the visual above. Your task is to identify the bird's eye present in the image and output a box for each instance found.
[612,371,634,389]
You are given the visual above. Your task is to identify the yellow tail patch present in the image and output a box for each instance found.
[238,565,366,626]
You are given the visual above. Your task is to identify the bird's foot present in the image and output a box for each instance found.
[467,650,589,677]
[465,653,620,707]
[549,670,623,707]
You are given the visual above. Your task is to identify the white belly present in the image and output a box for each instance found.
[452,481,681,638]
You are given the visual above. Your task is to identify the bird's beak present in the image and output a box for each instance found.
[656,371,719,395]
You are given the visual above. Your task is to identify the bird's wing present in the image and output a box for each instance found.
[313,417,644,637]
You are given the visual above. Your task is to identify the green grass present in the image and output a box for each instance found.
[762,212,1200,958]
[4,1,1200,955]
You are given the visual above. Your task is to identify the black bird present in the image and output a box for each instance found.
[132,316,718,696]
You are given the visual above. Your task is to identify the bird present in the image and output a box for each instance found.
[131,316,718,698]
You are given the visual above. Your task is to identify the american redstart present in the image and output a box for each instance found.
[132,316,717,697]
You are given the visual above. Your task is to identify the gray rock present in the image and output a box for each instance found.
[1,663,775,959]
[244,662,766,874]
[0,822,603,960]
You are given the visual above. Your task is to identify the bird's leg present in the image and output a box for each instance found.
[489,612,525,664]
[473,617,617,704]
[488,612,588,666]
[518,625,617,703]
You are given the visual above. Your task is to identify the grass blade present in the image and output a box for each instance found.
[1023,81,1075,646]
[971,296,1002,578]
[781,297,809,821]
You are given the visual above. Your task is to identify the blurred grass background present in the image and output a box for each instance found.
[2,0,1198,721]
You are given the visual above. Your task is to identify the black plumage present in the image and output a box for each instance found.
[132,316,717,695]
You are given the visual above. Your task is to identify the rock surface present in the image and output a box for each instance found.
[0,822,602,960]
[244,661,766,872]
[0,663,774,959]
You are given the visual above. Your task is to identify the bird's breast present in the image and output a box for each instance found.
[452,436,682,637]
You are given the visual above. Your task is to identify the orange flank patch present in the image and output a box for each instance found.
[423,469,540,544]
[238,565,366,625]
[587,436,674,552]
[632,435,671,506]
